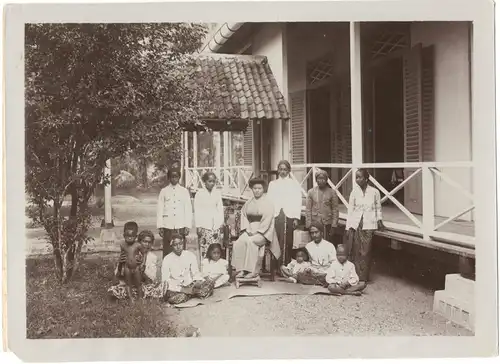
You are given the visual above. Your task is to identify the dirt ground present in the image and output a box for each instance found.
[168,259,472,337]
[25,193,473,337]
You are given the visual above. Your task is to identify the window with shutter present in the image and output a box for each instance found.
[403,44,423,214]
[243,122,253,166]
[290,91,307,164]
[421,45,435,162]
[403,44,423,163]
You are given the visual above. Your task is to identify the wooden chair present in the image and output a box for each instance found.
[223,204,276,281]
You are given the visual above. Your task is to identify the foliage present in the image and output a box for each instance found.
[25,23,211,282]
[26,255,178,338]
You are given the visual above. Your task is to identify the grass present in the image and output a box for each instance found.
[26,254,178,339]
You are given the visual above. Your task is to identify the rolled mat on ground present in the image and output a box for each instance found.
[172,280,338,308]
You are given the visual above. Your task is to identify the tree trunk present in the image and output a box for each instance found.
[142,159,148,189]
[70,186,78,217]
[52,200,64,281]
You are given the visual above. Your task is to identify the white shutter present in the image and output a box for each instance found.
[421,45,435,162]
[403,44,423,163]
[243,121,253,166]
[290,91,307,164]
[403,44,423,214]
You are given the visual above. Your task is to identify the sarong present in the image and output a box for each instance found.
[349,219,375,282]
[164,279,215,305]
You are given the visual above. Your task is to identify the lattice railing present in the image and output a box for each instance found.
[185,166,254,196]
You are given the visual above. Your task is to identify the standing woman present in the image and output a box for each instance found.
[194,172,224,260]
[157,168,193,258]
[267,160,303,267]
[346,169,385,282]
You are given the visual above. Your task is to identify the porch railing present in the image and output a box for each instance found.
[185,166,254,196]
[290,162,474,248]
[188,162,475,248]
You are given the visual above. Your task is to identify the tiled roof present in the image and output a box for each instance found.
[194,53,289,121]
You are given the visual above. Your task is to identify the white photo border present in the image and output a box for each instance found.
[5,0,497,361]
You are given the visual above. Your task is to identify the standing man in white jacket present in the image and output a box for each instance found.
[157,168,193,258]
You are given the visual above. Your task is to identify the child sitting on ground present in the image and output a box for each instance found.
[117,221,146,302]
[201,243,230,288]
[280,248,311,283]
[325,244,367,296]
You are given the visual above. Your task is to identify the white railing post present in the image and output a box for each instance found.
[312,166,318,187]
[223,131,229,190]
[422,165,435,240]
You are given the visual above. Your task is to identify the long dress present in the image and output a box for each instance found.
[194,188,224,260]
[231,195,281,274]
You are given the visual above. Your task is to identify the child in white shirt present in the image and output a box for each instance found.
[325,244,367,296]
[201,243,230,288]
[280,249,311,283]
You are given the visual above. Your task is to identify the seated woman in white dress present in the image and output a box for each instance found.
[201,243,230,288]
[231,178,281,280]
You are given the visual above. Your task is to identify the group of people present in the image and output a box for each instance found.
[108,159,385,303]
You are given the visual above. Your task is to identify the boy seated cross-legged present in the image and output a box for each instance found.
[325,244,367,296]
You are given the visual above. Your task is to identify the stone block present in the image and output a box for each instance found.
[99,228,117,246]
[445,274,475,302]
[433,289,475,332]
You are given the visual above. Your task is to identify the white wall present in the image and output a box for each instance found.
[252,24,286,168]
[411,22,473,221]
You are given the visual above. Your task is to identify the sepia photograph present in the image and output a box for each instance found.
[4,0,497,361]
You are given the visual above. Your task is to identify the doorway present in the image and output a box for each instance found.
[308,85,332,164]
[372,56,405,204]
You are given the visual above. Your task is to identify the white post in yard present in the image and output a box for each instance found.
[193,131,198,187]
[180,131,184,185]
[100,158,116,246]
[214,131,222,185]
[349,22,363,187]
[223,131,230,190]
[422,166,435,241]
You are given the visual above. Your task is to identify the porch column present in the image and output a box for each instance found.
[282,119,291,162]
[214,131,222,184]
[253,121,262,178]
[422,166,435,240]
[192,131,198,169]
[104,158,113,227]
[223,131,230,189]
[349,22,363,183]
[183,131,189,186]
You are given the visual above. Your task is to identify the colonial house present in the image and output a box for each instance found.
[183,22,476,265]
[180,21,483,331]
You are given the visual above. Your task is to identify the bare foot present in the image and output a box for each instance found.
[245,272,259,279]
[235,271,245,279]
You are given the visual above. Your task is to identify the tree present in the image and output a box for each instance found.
[25,23,212,282]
